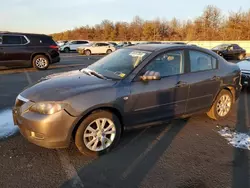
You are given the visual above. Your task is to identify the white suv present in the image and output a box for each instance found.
[77,42,116,55]
[60,40,89,53]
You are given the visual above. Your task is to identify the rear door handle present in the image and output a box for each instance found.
[176,81,188,87]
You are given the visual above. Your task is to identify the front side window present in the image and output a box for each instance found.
[144,50,184,77]
[0,36,2,45]
[2,35,22,45]
[190,50,217,72]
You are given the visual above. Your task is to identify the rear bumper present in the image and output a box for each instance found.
[51,56,60,64]
[13,108,76,149]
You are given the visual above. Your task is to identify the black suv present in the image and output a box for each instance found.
[211,44,246,60]
[0,32,60,70]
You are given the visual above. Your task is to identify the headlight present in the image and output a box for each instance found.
[30,102,67,115]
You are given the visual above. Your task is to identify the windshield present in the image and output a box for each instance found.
[85,48,151,79]
[212,44,229,50]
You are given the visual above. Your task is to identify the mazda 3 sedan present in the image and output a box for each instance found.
[13,44,242,156]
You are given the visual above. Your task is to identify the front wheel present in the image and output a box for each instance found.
[207,89,233,120]
[85,50,91,56]
[75,111,121,156]
[32,55,49,70]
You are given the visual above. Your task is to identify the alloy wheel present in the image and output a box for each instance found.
[35,58,48,69]
[216,94,232,117]
[83,118,116,152]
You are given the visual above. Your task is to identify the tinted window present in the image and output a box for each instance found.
[70,41,77,44]
[0,36,2,45]
[190,51,217,72]
[100,43,109,46]
[39,36,56,45]
[233,44,241,50]
[144,50,184,77]
[78,41,88,44]
[2,35,22,45]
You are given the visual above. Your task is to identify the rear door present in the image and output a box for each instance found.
[99,43,110,53]
[0,35,31,67]
[185,50,220,113]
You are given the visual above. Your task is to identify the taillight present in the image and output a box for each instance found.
[50,45,59,51]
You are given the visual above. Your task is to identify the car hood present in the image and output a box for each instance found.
[20,70,116,102]
[237,59,250,73]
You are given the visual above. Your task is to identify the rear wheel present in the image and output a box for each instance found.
[85,50,91,56]
[64,47,70,53]
[106,49,112,54]
[207,89,233,120]
[32,55,49,70]
[75,111,121,156]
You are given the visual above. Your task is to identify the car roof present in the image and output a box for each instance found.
[0,31,49,37]
[126,44,191,52]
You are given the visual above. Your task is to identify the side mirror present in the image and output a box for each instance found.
[140,71,161,81]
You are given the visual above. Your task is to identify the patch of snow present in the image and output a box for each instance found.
[218,127,250,150]
[0,109,19,140]
[42,70,80,80]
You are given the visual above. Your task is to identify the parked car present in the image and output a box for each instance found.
[237,57,250,87]
[77,42,116,55]
[0,32,60,70]
[59,40,89,53]
[13,44,241,156]
[57,40,68,47]
[211,44,246,60]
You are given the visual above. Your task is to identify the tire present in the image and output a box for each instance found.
[64,47,70,53]
[106,49,112,54]
[238,53,245,60]
[85,50,91,56]
[207,89,233,120]
[75,110,121,156]
[32,55,49,70]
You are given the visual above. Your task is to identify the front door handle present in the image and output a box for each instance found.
[176,81,188,87]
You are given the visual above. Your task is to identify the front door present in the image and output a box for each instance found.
[185,50,221,113]
[125,50,189,126]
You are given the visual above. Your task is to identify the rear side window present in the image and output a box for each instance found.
[233,44,241,50]
[78,41,88,44]
[39,36,56,45]
[1,35,28,45]
[189,50,217,72]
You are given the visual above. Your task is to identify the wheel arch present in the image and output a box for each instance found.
[31,53,51,65]
[71,106,124,140]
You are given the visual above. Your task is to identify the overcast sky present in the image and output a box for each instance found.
[1,0,249,34]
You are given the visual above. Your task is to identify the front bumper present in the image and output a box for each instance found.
[241,72,250,86]
[13,101,77,149]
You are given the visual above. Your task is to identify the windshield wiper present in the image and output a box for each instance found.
[80,68,107,80]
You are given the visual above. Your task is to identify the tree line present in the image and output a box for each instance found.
[51,5,250,41]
